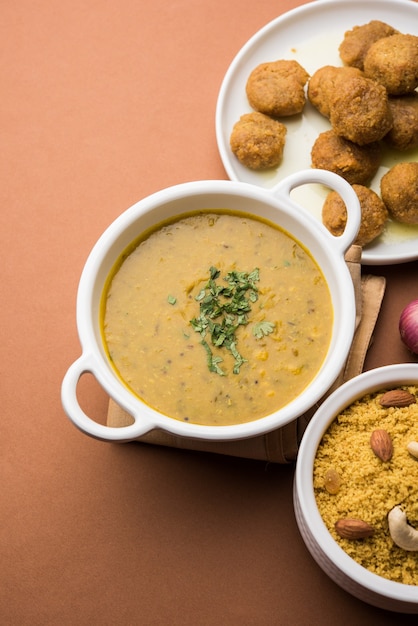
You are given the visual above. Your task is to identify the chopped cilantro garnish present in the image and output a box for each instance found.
[167,295,177,305]
[190,266,274,376]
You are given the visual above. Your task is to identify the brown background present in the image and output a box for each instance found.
[2,0,418,624]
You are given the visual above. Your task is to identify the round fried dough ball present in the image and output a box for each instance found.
[322,184,388,246]
[363,34,418,95]
[385,93,418,151]
[380,162,418,224]
[230,112,287,170]
[246,59,309,117]
[329,74,393,145]
[339,20,398,70]
[308,66,363,118]
[311,129,381,185]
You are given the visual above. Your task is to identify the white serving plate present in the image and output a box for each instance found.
[216,0,418,265]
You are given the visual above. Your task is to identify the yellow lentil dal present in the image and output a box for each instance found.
[101,210,332,426]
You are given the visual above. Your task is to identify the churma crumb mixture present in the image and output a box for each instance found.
[314,386,418,585]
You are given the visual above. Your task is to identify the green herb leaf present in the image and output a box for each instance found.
[248,268,260,283]
[195,289,206,302]
[202,339,225,376]
[229,341,247,374]
[167,295,177,305]
[253,321,276,339]
[209,266,220,280]
[190,314,208,337]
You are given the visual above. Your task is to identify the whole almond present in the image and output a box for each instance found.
[335,518,375,540]
[379,389,416,408]
[370,429,393,462]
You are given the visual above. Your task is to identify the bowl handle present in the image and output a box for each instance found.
[272,169,361,256]
[61,355,148,441]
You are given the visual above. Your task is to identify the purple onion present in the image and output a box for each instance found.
[399,300,418,355]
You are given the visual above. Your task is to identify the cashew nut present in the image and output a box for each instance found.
[388,506,418,551]
[407,441,418,460]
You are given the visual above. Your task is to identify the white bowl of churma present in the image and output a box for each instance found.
[295,362,418,613]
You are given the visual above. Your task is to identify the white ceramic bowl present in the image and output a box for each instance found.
[294,363,418,613]
[61,170,360,442]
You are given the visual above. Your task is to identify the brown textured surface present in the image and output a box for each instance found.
[2,0,418,624]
